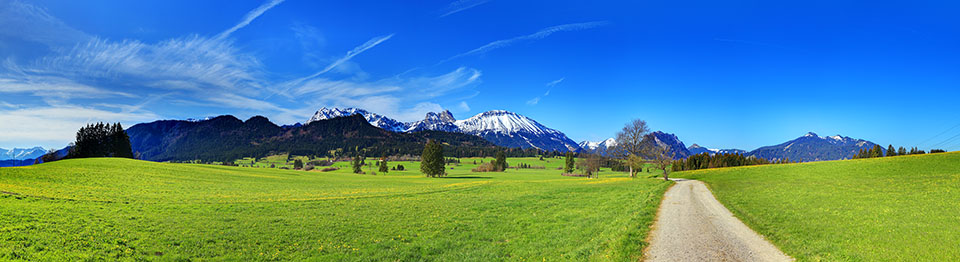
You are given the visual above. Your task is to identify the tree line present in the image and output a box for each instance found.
[853,144,946,159]
[671,152,792,172]
[42,122,134,161]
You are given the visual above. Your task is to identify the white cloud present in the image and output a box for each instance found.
[304,34,394,79]
[290,67,482,122]
[0,105,158,149]
[216,0,286,40]
[546,77,564,87]
[0,75,136,101]
[458,101,470,112]
[0,0,91,47]
[526,97,541,105]
[271,33,395,98]
[441,21,608,63]
[526,78,563,106]
[440,0,490,18]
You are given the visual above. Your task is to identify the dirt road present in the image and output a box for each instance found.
[644,179,793,261]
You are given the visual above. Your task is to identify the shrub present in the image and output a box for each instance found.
[309,160,333,166]
[472,162,496,172]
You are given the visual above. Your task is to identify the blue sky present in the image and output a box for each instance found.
[1,0,959,152]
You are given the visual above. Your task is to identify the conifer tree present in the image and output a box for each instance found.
[493,151,508,172]
[379,157,389,173]
[420,140,445,177]
[564,152,575,174]
[887,145,896,157]
[352,156,363,174]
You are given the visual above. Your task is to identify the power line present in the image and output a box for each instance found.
[916,122,960,148]
[928,132,960,149]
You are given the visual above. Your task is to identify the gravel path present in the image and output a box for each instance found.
[644,179,793,262]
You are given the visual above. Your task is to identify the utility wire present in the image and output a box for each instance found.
[916,122,960,148]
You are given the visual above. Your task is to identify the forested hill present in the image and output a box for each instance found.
[126,114,527,162]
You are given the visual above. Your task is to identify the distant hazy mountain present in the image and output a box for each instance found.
[306,107,581,152]
[745,132,877,161]
[0,147,46,160]
[687,144,747,155]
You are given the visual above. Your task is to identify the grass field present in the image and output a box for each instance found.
[677,151,960,261]
[0,157,670,261]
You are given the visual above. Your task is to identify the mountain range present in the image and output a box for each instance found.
[0,147,46,160]
[577,132,878,161]
[745,132,878,161]
[125,114,506,162]
[687,144,748,155]
[1,105,885,167]
[307,107,581,152]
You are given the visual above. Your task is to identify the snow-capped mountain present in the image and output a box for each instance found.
[453,110,580,152]
[578,138,617,151]
[687,144,747,155]
[305,107,581,152]
[406,110,459,132]
[0,147,46,160]
[746,132,877,161]
[307,107,410,132]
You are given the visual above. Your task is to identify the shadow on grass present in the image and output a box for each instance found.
[441,176,493,179]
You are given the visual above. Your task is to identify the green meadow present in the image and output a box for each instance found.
[678,151,960,261]
[0,157,670,261]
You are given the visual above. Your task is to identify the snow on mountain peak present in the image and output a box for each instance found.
[804,132,818,137]
[307,107,409,132]
[304,107,580,152]
[455,110,557,135]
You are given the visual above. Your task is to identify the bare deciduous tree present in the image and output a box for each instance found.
[576,153,602,178]
[644,140,673,181]
[613,119,649,177]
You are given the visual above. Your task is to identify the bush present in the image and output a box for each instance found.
[396,164,405,171]
[320,167,338,172]
[472,162,497,172]
[304,164,315,171]
[309,160,333,166]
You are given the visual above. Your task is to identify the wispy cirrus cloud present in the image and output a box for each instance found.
[271,33,395,98]
[0,0,91,47]
[440,0,490,18]
[216,0,286,40]
[305,34,394,80]
[290,67,482,122]
[0,0,290,148]
[527,77,563,105]
[440,21,608,64]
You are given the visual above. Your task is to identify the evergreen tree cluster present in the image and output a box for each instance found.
[492,151,508,172]
[67,122,134,159]
[564,152,575,174]
[421,140,445,177]
[671,153,790,172]
[853,144,941,159]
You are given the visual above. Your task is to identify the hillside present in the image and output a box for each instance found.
[0,157,670,260]
[677,152,960,260]
[126,114,504,162]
